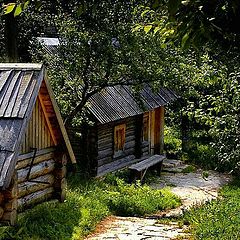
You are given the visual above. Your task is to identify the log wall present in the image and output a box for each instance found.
[0,147,67,225]
[97,117,140,176]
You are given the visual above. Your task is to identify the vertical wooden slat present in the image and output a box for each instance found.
[35,99,39,149]
[150,110,155,155]
[154,107,161,154]
[38,99,42,149]
[159,106,165,154]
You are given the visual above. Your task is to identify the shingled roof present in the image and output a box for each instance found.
[0,63,75,189]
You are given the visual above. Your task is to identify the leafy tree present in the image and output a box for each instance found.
[30,1,169,126]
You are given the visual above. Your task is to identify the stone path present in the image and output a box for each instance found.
[86,160,232,240]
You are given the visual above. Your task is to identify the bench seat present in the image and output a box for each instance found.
[129,154,166,182]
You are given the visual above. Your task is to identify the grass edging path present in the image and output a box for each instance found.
[0,173,181,240]
[181,178,240,239]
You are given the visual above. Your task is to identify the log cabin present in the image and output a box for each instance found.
[38,37,178,178]
[0,63,76,225]
[67,85,178,177]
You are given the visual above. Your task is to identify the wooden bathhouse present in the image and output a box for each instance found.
[0,63,76,225]
[68,85,178,177]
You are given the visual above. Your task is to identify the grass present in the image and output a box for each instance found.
[0,173,181,240]
[181,178,240,240]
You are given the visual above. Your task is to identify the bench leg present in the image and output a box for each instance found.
[156,161,163,176]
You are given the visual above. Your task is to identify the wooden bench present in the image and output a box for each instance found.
[129,154,166,182]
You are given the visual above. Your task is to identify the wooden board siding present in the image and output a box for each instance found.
[20,98,54,154]
[97,117,138,176]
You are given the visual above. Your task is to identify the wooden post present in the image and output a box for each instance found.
[135,114,143,158]
[53,150,67,202]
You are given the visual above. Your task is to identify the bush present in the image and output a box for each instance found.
[164,126,182,159]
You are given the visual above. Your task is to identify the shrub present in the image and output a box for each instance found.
[164,126,182,159]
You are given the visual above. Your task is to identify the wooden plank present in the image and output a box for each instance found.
[4,72,22,117]
[38,95,57,145]
[43,76,76,163]
[11,71,34,117]
[97,155,137,177]
[16,150,55,170]
[17,159,55,183]
[0,71,21,117]
[0,63,42,70]
[129,155,165,172]
[154,107,161,154]
[18,174,55,197]
[159,106,165,154]
[18,187,54,210]
[18,147,55,161]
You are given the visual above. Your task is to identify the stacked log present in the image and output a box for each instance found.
[0,172,18,225]
[16,148,56,211]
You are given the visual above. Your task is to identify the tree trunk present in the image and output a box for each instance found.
[4,13,18,62]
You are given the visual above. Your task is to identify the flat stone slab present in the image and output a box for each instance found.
[86,161,232,240]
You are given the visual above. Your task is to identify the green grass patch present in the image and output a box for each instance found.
[182,178,240,239]
[0,173,181,240]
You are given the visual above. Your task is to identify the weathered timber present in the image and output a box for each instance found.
[18,174,55,198]
[1,209,17,225]
[124,140,135,150]
[4,198,17,211]
[129,154,165,172]
[54,166,66,180]
[97,155,138,176]
[97,156,112,167]
[0,193,4,205]
[2,182,18,199]
[98,142,112,151]
[54,178,67,202]
[17,159,55,183]
[98,148,113,158]
[18,187,54,210]
[0,207,4,219]
[129,154,165,182]
[16,148,55,170]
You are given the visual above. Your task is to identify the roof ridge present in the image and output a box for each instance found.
[0,63,43,70]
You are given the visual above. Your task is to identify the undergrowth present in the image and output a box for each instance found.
[0,173,181,240]
[182,178,240,239]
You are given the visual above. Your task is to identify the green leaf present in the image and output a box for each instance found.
[4,3,16,14]
[14,4,22,17]
[153,26,160,34]
[144,25,152,33]
[23,0,30,10]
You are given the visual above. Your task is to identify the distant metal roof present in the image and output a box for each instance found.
[88,85,178,124]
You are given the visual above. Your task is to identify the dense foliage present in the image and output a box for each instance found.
[0,174,180,240]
